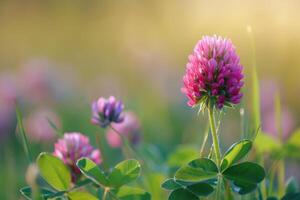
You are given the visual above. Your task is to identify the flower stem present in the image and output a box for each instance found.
[94,132,108,170]
[102,188,109,200]
[208,107,221,167]
[278,159,285,197]
[208,106,222,199]
[109,125,135,159]
[216,174,222,200]
[16,105,32,163]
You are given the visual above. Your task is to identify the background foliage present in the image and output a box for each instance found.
[0,1,300,199]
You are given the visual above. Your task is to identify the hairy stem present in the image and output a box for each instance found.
[216,174,222,200]
[208,106,222,199]
[208,107,221,167]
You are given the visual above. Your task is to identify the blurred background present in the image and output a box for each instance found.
[0,0,300,199]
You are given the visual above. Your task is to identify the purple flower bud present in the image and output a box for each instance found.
[182,35,244,109]
[91,96,124,128]
[106,112,141,148]
[53,132,102,182]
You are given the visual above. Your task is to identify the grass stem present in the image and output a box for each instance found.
[16,105,32,163]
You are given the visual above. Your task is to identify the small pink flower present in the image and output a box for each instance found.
[106,112,141,148]
[260,80,295,139]
[53,132,102,182]
[0,103,16,141]
[181,35,244,109]
[262,109,294,140]
[20,60,54,103]
[0,74,17,141]
[91,96,124,128]
[25,109,60,143]
[0,73,17,103]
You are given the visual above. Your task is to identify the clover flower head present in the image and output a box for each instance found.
[53,132,101,182]
[181,35,244,109]
[91,96,124,128]
[106,111,141,148]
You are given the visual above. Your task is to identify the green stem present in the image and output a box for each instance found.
[16,105,32,163]
[199,124,209,157]
[216,174,222,200]
[225,179,233,200]
[102,188,109,200]
[208,106,222,199]
[208,107,221,167]
[259,154,267,199]
[94,132,108,170]
[109,125,135,159]
[278,159,285,197]
[275,94,285,197]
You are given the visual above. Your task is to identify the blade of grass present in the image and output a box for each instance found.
[275,94,283,141]
[16,105,32,163]
[247,25,261,130]
[4,141,17,200]
[248,25,266,199]
[199,123,209,157]
[275,94,285,197]
[252,59,261,129]
[240,108,246,139]
[47,117,63,137]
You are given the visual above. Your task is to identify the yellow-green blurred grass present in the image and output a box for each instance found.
[0,1,300,199]
[0,0,299,112]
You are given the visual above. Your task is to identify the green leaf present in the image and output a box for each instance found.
[20,186,56,200]
[223,162,265,194]
[143,173,167,200]
[161,179,182,191]
[108,159,141,188]
[111,186,151,200]
[266,197,278,200]
[161,178,214,197]
[282,144,300,159]
[221,140,252,171]
[76,158,109,187]
[68,191,98,200]
[174,158,218,183]
[167,145,198,167]
[37,152,71,191]
[282,193,300,200]
[286,177,299,194]
[187,182,214,196]
[168,188,199,200]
